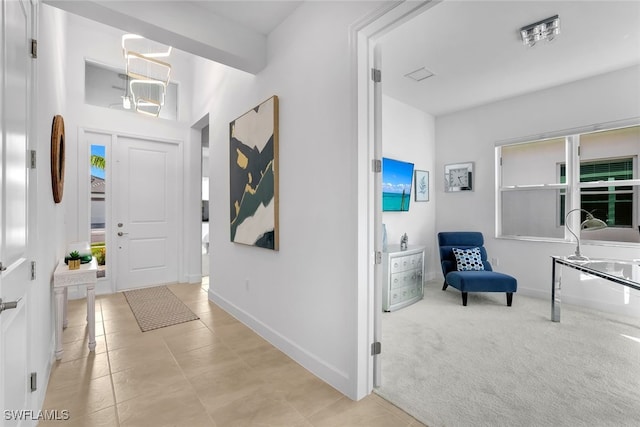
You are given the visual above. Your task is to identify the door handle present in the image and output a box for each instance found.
[0,298,21,314]
[117,232,129,236]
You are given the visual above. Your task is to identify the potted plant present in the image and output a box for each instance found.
[68,251,81,270]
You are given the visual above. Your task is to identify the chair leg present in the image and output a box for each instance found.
[461,292,468,306]
[507,292,513,306]
[442,281,448,291]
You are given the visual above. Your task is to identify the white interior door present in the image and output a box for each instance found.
[114,137,179,290]
[1,0,32,424]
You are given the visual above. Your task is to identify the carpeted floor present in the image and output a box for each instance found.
[124,285,200,332]
[375,281,640,427]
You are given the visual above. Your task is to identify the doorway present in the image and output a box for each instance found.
[201,125,210,280]
[84,130,182,292]
[191,114,210,292]
[354,0,436,396]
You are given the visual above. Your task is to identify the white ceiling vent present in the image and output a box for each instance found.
[404,67,435,82]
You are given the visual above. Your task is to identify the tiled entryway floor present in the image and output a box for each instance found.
[41,283,426,426]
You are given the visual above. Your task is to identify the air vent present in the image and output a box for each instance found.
[404,67,434,82]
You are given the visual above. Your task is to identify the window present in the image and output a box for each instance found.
[91,144,107,278]
[559,158,634,227]
[497,124,640,244]
[84,60,178,120]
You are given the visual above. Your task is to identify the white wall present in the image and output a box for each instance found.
[435,65,640,317]
[30,3,68,415]
[190,1,380,399]
[382,95,437,279]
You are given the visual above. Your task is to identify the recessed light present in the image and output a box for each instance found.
[405,67,435,82]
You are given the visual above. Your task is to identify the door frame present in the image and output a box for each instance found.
[77,128,184,295]
[352,0,437,398]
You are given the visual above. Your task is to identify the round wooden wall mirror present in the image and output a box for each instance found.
[51,115,65,203]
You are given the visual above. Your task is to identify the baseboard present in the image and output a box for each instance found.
[186,274,203,284]
[517,287,548,300]
[208,289,352,398]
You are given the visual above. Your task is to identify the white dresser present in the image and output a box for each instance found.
[383,245,425,311]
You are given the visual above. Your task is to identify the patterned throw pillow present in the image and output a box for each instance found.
[452,247,485,271]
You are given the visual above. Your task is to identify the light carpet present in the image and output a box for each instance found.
[124,285,199,332]
[375,281,640,427]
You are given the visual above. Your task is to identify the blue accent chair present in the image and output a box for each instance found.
[438,232,517,306]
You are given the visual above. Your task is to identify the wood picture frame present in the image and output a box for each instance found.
[229,96,279,250]
[51,115,65,203]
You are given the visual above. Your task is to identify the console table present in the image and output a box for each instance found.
[551,256,640,322]
[53,257,98,359]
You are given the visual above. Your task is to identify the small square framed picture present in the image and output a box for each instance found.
[414,170,429,202]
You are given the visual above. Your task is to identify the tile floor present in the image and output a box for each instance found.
[41,282,426,426]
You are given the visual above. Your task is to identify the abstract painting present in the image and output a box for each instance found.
[229,96,279,250]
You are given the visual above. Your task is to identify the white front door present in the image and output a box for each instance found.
[1,0,32,424]
[114,136,179,290]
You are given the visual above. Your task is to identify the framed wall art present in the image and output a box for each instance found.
[382,157,414,212]
[414,170,429,202]
[229,96,279,250]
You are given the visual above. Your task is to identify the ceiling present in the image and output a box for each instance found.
[45,0,304,73]
[47,0,640,115]
[192,1,303,35]
[380,0,640,116]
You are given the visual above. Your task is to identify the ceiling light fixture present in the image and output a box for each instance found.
[129,79,166,116]
[122,34,172,117]
[520,15,560,47]
[122,34,172,58]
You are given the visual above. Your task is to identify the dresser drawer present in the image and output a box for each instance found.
[390,269,419,290]
[391,283,422,305]
[390,253,423,274]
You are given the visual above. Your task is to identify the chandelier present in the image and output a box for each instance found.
[121,34,172,117]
